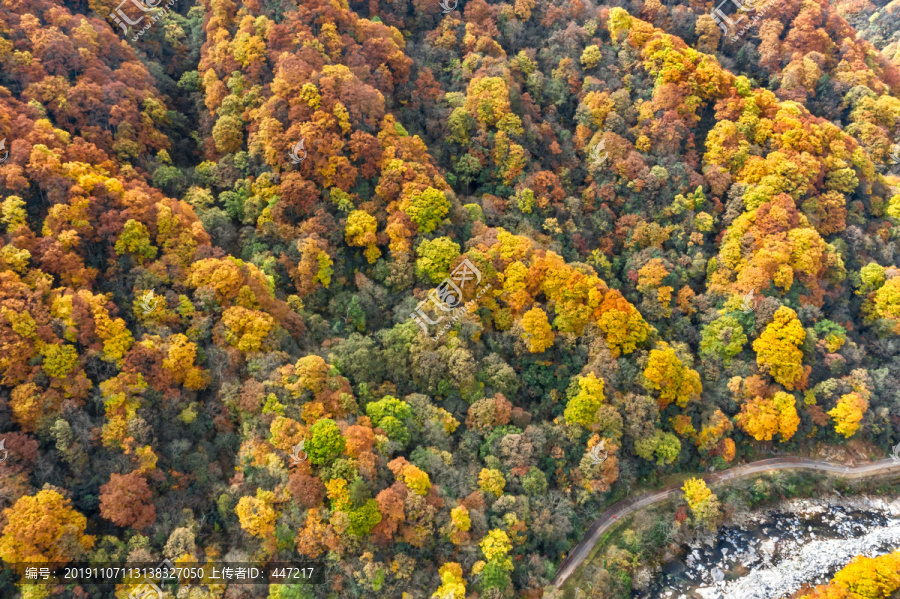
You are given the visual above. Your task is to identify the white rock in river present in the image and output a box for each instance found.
[719,518,900,599]
[697,587,723,599]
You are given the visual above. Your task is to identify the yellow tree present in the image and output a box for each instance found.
[682,478,721,529]
[736,392,800,442]
[402,464,432,496]
[479,529,512,566]
[114,219,158,264]
[290,355,331,395]
[162,334,210,390]
[388,458,432,496]
[597,291,651,356]
[99,372,147,450]
[797,551,900,598]
[325,478,351,512]
[831,551,900,598]
[520,306,554,353]
[753,306,806,389]
[0,196,27,231]
[415,237,461,283]
[0,490,95,563]
[502,261,532,317]
[478,468,506,497]
[236,488,279,539]
[580,45,602,69]
[433,562,466,599]
[401,187,450,234]
[10,382,60,433]
[643,342,702,409]
[857,263,886,295]
[637,258,673,313]
[188,257,271,302]
[873,278,900,332]
[221,306,276,353]
[294,237,333,296]
[564,372,605,428]
[464,77,515,129]
[450,506,470,532]
[269,416,306,453]
[345,210,381,263]
[828,392,868,438]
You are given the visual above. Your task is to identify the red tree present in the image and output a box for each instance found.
[99,471,156,530]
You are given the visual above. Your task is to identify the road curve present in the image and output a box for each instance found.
[552,457,900,588]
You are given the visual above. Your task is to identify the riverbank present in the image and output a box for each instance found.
[547,459,900,599]
[641,495,900,599]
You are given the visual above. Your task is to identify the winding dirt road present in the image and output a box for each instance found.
[553,457,900,588]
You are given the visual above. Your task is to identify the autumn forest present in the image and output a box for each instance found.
[0,0,899,596]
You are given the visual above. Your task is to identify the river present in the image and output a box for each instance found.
[638,497,900,599]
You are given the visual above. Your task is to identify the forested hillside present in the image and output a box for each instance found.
[0,0,899,596]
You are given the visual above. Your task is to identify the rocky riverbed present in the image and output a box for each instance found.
[639,496,900,599]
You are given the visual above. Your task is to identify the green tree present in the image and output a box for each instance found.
[152,165,186,196]
[415,237,461,283]
[114,220,158,264]
[564,373,605,428]
[347,499,382,536]
[634,430,681,466]
[377,416,410,447]
[212,114,244,153]
[448,108,474,144]
[454,154,482,190]
[403,187,450,234]
[857,262,886,294]
[365,396,412,427]
[522,467,548,496]
[307,419,345,465]
[700,316,748,365]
